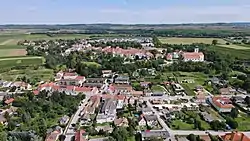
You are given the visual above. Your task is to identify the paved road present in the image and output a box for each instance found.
[64,96,90,141]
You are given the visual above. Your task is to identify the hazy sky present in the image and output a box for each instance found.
[1,0,250,24]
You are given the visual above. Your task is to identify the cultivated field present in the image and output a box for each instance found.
[218,44,250,50]
[0,56,44,69]
[0,33,90,57]
[159,37,226,44]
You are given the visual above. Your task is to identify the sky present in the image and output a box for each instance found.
[1,0,250,24]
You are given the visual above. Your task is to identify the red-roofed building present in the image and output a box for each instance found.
[4,98,14,105]
[182,48,204,62]
[45,127,62,141]
[209,96,234,113]
[166,53,173,61]
[55,71,85,86]
[75,130,87,141]
[220,131,250,141]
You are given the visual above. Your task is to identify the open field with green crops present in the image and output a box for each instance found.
[159,37,225,44]
[0,56,44,69]
[0,33,90,57]
[208,46,250,60]
[218,44,250,50]
[0,67,54,82]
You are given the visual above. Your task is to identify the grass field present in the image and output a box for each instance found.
[159,37,225,44]
[218,44,250,50]
[0,56,44,69]
[208,46,250,60]
[0,33,90,58]
[0,68,54,82]
[235,113,250,131]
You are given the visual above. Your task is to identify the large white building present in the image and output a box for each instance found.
[182,48,204,62]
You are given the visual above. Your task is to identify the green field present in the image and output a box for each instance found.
[151,85,165,92]
[0,56,44,69]
[0,33,90,58]
[208,46,250,60]
[159,37,225,45]
[218,44,250,50]
[235,113,250,131]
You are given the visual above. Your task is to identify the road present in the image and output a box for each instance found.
[64,96,90,141]
[145,99,250,140]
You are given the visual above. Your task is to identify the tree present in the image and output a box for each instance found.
[0,132,7,141]
[226,117,238,129]
[210,120,226,131]
[187,134,197,141]
[230,108,239,119]
[212,40,218,46]
[245,96,250,105]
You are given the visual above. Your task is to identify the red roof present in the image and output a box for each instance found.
[5,98,14,104]
[212,96,234,109]
[75,130,87,141]
[166,53,172,60]
[33,90,39,95]
[75,87,92,92]
[66,85,75,91]
[221,131,250,141]
[75,76,85,80]
[182,52,204,60]
[64,72,77,76]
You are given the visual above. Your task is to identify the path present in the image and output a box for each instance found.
[0,39,15,45]
[0,56,43,61]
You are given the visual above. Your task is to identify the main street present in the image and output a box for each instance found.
[64,95,90,141]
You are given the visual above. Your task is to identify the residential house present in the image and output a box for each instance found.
[86,78,106,84]
[140,82,151,88]
[182,48,204,62]
[144,115,158,127]
[96,114,115,124]
[237,88,247,95]
[232,96,245,104]
[116,98,124,109]
[142,107,153,115]
[114,117,129,127]
[173,84,185,92]
[11,81,32,90]
[101,98,117,115]
[200,112,215,123]
[131,91,144,97]
[151,91,165,96]
[45,126,62,141]
[166,53,173,61]
[209,77,220,85]
[219,87,236,95]
[138,115,147,126]
[4,98,14,105]
[141,130,170,141]
[59,115,69,126]
[195,85,204,91]
[220,131,250,141]
[181,103,199,111]
[75,130,87,141]
[57,72,85,86]
[209,96,234,113]
[113,84,133,95]
[194,91,206,104]
[102,70,113,78]
[95,126,113,133]
[114,75,130,84]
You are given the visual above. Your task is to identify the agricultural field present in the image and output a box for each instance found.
[0,67,54,82]
[0,56,44,69]
[218,44,250,50]
[159,37,225,45]
[208,46,250,60]
[0,33,90,57]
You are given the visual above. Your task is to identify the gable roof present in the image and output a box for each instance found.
[221,131,250,141]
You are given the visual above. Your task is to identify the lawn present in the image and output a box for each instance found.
[218,44,250,50]
[159,37,225,45]
[151,85,165,92]
[170,119,194,130]
[0,56,44,69]
[0,67,54,82]
[235,113,250,131]
[0,49,26,57]
[208,46,250,60]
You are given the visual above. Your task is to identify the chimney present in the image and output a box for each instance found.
[194,48,199,53]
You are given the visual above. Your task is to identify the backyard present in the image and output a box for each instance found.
[235,113,250,131]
